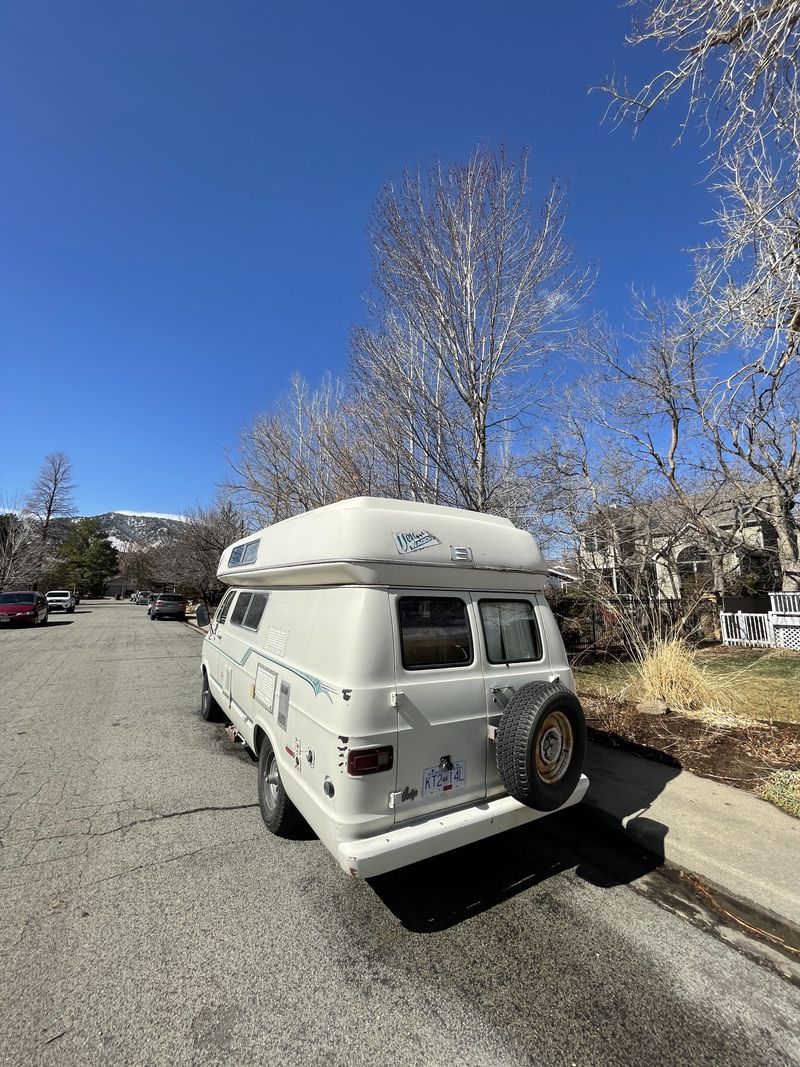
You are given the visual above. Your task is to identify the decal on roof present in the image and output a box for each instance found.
[393,530,441,554]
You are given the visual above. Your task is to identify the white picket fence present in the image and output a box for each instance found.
[720,592,800,651]
[720,612,774,648]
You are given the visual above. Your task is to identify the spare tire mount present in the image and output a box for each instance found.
[495,681,587,813]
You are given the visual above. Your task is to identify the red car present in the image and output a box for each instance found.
[0,591,49,627]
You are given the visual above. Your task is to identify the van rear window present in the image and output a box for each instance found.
[479,600,542,663]
[398,597,473,669]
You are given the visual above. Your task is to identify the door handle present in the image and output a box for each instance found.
[490,685,516,694]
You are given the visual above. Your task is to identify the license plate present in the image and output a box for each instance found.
[422,760,466,797]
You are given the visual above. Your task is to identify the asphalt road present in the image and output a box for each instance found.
[1,602,798,1067]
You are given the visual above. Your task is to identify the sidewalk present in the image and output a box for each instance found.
[583,741,800,929]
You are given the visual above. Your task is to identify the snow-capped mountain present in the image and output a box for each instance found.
[90,511,187,550]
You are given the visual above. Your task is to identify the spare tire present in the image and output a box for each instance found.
[495,681,587,812]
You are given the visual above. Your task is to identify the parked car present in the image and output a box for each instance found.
[150,593,187,621]
[0,591,49,627]
[45,590,76,614]
[201,497,588,879]
[135,591,150,605]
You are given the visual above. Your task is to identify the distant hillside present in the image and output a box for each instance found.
[90,511,186,551]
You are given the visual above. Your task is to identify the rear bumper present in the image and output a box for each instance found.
[336,774,590,878]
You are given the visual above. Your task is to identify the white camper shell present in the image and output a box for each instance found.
[201,498,588,877]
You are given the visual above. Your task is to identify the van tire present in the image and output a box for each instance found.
[258,737,300,836]
[200,669,224,722]
[495,682,586,812]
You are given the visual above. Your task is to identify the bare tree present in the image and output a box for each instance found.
[153,497,251,599]
[600,0,800,156]
[353,145,592,513]
[575,299,799,591]
[229,374,380,525]
[117,539,156,589]
[25,452,76,546]
[24,452,76,582]
[593,4,800,590]
[0,495,37,589]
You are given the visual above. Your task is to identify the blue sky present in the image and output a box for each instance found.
[1,1,713,516]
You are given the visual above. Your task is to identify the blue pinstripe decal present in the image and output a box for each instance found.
[216,643,337,702]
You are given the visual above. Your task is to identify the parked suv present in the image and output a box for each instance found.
[45,590,76,614]
[135,591,150,605]
[150,594,187,621]
[0,591,49,626]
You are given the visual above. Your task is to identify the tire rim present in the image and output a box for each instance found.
[535,710,573,784]
[262,751,279,811]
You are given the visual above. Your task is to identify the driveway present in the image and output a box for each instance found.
[1,602,798,1066]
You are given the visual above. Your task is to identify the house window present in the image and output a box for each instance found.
[676,545,712,577]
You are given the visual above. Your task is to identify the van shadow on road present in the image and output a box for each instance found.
[370,756,681,933]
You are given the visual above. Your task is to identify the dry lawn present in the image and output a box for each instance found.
[574,647,800,724]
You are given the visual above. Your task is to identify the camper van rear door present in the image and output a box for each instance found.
[390,592,488,825]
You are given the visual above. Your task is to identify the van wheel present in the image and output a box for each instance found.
[495,682,586,812]
[258,737,300,836]
[200,669,224,722]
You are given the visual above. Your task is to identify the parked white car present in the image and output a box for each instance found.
[45,590,76,614]
[201,498,588,878]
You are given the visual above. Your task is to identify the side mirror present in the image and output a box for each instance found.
[196,603,210,628]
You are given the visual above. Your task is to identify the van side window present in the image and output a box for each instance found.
[230,592,253,627]
[479,600,542,664]
[216,590,236,624]
[398,597,473,669]
[242,593,269,631]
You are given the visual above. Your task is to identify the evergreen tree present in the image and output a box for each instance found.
[57,518,118,595]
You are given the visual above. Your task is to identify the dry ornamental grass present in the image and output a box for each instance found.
[634,636,740,719]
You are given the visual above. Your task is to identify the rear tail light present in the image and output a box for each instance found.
[347,746,394,776]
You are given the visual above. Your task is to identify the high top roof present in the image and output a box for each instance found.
[217,497,547,591]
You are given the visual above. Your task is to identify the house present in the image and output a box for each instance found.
[577,490,797,601]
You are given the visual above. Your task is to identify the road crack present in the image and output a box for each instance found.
[89,802,259,838]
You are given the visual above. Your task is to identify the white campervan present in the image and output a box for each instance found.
[201,498,588,877]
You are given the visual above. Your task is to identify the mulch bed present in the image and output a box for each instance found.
[581,693,800,797]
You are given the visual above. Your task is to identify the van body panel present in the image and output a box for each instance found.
[217,497,547,591]
[474,591,560,798]
[390,589,488,824]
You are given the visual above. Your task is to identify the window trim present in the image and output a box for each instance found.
[215,589,237,625]
[478,598,543,666]
[397,595,474,672]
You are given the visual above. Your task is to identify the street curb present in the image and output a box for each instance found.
[581,793,800,948]
[582,743,800,933]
